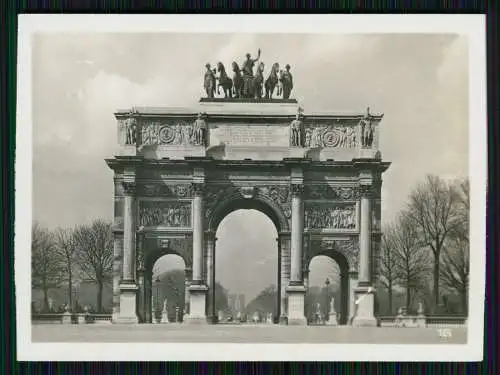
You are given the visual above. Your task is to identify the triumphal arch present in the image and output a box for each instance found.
[106,56,390,326]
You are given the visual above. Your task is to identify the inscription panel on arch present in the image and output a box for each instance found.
[209,124,289,147]
[139,200,192,228]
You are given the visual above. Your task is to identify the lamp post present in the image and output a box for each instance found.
[324,278,330,322]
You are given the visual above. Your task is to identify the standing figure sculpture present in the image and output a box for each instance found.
[216,62,233,98]
[359,107,374,148]
[193,112,207,146]
[276,69,284,96]
[290,110,304,147]
[232,62,244,98]
[280,64,294,99]
[125,118,137,145]
[264,62,280,99]
[204,63,216,98]
[241,49,261,98]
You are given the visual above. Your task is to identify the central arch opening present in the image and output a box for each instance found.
[214,208,279,324]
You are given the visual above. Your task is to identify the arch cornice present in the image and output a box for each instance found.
[306,236,359,273]
[142,234,193,271]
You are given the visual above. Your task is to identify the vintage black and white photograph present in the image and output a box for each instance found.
[16,15,486,361]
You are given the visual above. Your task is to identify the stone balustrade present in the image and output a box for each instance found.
[32,313,113,324]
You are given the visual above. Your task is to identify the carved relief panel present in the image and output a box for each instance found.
[305,203,357,230]
[303,123,358,148]
[118,117,138,146]
[138,183,193,198]
[139,201,192,228]
[305,185,360,200]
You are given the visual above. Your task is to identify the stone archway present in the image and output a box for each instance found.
[206,193,288,324]
[305,251,350,325]
[141,247,191,324]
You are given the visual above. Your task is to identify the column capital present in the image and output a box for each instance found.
[359,184,374,198]
[290,183,304,198]
[122,181,136,196]
[204,231,217,241]
[192,182,205,197]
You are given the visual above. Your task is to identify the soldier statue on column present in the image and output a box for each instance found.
[193,112,207,146]
[290,108,304,147]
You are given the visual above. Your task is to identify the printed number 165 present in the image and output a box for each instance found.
[438,328,452,338]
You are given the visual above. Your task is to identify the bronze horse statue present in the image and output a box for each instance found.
[232,61,244,98]
[216,62,233,98]
[264,62,280,99]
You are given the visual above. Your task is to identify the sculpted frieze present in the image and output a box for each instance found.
[139,184,193,198]
[258,185,290,204]
[305,204,357,230]
[140,114,208,147]
[139,201,192,227]
[303,124,357,148]
[305,185,360,200]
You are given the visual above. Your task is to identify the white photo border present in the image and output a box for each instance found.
[15,14,486,361]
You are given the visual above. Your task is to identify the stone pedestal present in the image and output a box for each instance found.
[327,310,339,326]
[185,284,208,324]
[62,311,72,324]
[352,287,377,327]
[77,314,86,324]
[286,284,307,325]
[416,315,426,328]
[115,283,139,324]
[161,309,169,324]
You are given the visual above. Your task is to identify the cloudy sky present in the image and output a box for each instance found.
[32,33,468,300]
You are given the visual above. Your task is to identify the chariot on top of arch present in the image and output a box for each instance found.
[203,49,295,101]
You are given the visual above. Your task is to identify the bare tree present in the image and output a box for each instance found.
[407,175,458,312]
[392,213,432,312]
[53,227,78,309]
[440,178,470,314]
[31,222,64,311]
[379,224,401,314]
[73,220,113,312]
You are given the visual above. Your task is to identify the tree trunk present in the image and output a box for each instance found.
[67,271,73,309]
[406,286,411,312]
[461,287,468,316]
[388,286,393,315]
[433,260,440,312]
[97,281,103,313]
[43,286,49,312]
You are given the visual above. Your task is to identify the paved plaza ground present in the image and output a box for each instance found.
[32,324,467,344]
